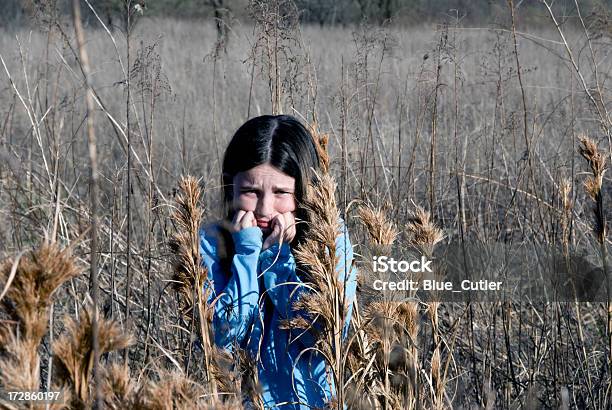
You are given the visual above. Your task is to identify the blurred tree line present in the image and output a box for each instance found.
[1,0,611,29]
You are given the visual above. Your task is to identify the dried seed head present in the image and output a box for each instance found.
[52,307,133,404]
[578,136,608,242]
[293,172,341,285]
[171,176,205,234]
[141,371,205,409]
[406,205,444,256]
[431,348,441,386]
[357,205,398,246]
[0,242,81,344]
[560,178,572,211]
[579,136,607,179]
[101,363,137,409]
[396,301,419,340]
[169,176,207,316]
[0,334,40,391]
[0,242,81,396]
[578,136,606,173]
[584,176,602,201]
[209,346,242,396]
[363,301,399,342]
[309,121,330,174]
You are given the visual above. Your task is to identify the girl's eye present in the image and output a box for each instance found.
[275,191,293,195]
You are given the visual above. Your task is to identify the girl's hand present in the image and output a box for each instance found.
[231,210,257,232]
[262,212,296,250]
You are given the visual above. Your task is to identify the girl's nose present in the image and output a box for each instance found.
[255,193,273,217]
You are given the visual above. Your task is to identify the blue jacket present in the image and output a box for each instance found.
[199,219,357,409]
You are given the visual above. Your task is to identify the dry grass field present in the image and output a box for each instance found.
[0,1,611,408]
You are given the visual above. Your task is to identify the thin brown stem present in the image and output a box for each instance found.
[71,0,100,406]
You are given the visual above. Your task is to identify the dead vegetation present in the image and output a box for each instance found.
[1,0,611,408]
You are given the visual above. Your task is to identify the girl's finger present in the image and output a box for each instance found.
[271,219,282,238]
[274,222,283,245]
[242,211,255,228]
[263,220,281,249]
[276,214,286,230]
[268,214,281,233]
[232,209,246,225]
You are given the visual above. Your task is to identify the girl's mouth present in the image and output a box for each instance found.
[257,220,270,229]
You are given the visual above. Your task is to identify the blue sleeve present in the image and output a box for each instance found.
[199,225,262,351]
[335,218,358,338]
[259,218,358,347]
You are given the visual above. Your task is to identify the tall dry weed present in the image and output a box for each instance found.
[51,306,133,408]
[168,175,252,407]
[0,242,80,404]
[282,172,356,408]
[351,203,448,409]
[577,135,611,398]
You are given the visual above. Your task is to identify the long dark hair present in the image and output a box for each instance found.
[215,115,321,272]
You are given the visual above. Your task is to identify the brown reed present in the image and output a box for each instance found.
[559,178,573,257]
[283,171,353,407]
[309,121,331,174]
[52,306,133,408]
[577,135,611,399]
[168,175,256,408]
[169,176,206,312]
[406,205,446,408]
[0,242,80,404]
[356,205,398,247]
[168,175,219,394]
[354,203,446,408]
[353,203,423,408]
[406,205,445,256]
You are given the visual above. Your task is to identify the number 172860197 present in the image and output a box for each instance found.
[3,391,62,403]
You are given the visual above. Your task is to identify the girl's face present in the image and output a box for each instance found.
[232,163,296,234]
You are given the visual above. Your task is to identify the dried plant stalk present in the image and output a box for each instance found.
[169,176,206,311]
[406,205,445,407]
[52,306,133,407]
[168,176,217,389]
[99,363,138,409]
[406,205,445,256]
[357,205,398,247]
[0,242,80,402]
[285,172,353,407]
[169,175,262,407]
[309,121,331,174]
[356,203,446,408]
[353,203,403,406]
[559,178,573,257]
[577,135,611,392]
[578,136,607,241]
[137,369,244,410]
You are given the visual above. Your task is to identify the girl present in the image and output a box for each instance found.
[199,115,357,409]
